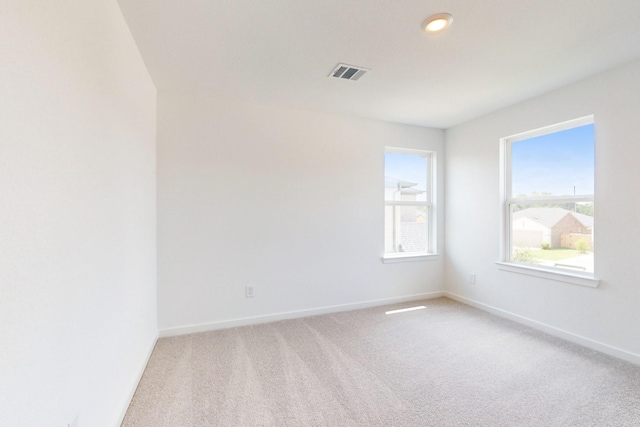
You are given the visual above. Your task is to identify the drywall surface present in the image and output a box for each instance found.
[445,59,640,356]
[0,2,157,426]
[157,92,444,331]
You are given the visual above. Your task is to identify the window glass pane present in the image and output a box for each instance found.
[511,124,594,198]
[385,205,427,254]
[385,152,427,202]
[510,203,594,273]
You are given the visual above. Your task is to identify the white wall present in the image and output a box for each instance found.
[0,2,157,426]
[157,92,444,333]
[445,59,640,359]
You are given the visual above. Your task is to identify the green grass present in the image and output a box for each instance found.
[530,248,584,261]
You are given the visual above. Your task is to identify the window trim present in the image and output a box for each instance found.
[496,261,600,287]
[382,147,436,262]
[499,116,599,286]
[382,253,440,263]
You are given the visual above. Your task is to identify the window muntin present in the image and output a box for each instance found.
[384,148,433,256]
[503,117,594,274]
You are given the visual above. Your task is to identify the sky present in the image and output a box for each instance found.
[385,152,427,188]
[511,123,594,197]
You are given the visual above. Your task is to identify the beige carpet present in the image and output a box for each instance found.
[122,298,640,426]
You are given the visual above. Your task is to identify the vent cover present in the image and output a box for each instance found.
[329,63,370,81]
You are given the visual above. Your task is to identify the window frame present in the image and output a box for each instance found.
[498,116,600,287]
[382,147,438,263]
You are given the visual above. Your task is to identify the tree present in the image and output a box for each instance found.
[575,238,590,253]
[574,203,594,216]
[513,247,538,263]
[511,193,593,217]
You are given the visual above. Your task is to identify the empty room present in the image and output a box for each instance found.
[3,1,640,426]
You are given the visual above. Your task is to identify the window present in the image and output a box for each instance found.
[384,148,435,261]
[500,116,596,283]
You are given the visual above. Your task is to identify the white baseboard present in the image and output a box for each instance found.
[445,292,640,366]
[113,333,158,427]
[159,291,445,338]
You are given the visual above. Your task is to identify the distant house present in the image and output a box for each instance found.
[512,207,593,249]
[384,177,424,202]
[384,177,426,253]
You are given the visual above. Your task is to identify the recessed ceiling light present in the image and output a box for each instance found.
[423,13,453,33]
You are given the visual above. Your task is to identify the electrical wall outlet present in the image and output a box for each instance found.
[468,274,476,284]
[245,285,255,298]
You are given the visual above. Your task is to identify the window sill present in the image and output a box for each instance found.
[495,262,600,288]
[382,253,440,263]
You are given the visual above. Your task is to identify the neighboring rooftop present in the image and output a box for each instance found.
[385,176,425,195]
[513,207,593,228]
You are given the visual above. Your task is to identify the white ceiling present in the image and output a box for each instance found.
[118,0,640,129]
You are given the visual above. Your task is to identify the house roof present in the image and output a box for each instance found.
[117,1,640,129]
[571,211,595,228]
[513,207,593,228]
[385,176,415,189]
[385,176,425,195]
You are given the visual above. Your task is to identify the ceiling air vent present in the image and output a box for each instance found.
[329,63,370,81]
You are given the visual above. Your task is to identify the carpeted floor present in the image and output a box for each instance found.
[122,298,640,426]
